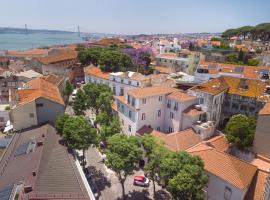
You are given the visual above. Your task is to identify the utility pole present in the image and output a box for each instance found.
[77,25,81,38]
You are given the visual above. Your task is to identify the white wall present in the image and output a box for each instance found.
[205,172,247,200]
[11,101,38,131]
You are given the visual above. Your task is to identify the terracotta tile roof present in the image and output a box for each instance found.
[84,65,110,80]
[188,144,258,189]
[206,134,229,152]
[112,101,117,111]
[127,86,176,98]
[41,74,64,85]
[8,49,48,56]
[244,170,269,200]
[179,49,192,55]
[151,128,202,151]
[199,61,269,79]
[18,78,64,106]
[259,101,270,115]
[152,66,173,74]
[190,76,269,98]
[167,91,197,102]
[136,125,154,136]
[35,49,77,65]
[190,76,229,95]
[183,106,205,117]
[159,53,177,57]
[92,38,126,46]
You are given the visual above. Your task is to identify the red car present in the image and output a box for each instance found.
[133,175,150,187]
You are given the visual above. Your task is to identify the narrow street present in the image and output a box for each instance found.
[85,147,171,200]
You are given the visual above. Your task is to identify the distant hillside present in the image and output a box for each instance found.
[0,27,75,34]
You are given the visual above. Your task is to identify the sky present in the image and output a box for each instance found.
[1,0,270,34]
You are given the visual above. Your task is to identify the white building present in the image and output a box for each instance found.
[115,86,215,138]
[84,66,151,96]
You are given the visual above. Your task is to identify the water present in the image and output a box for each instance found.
[0,33,83,50]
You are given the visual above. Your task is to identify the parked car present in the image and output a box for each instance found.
[133,175,150,187]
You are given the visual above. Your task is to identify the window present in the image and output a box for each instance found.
[157,127,160,131]
[129,111,132,118]
[199,98,204,104]
[142,98,146,104]
[113,78,115,81]
[0,117,4,122]
[36,103,43,107]
[167,100,171,108]
[29,113,34,118]
[121,79,124,83]
[159,96,162,101]
[168,126,173,133]
[132,98,135,107]
[224,187,232,200]
[128,81,131,85]
[121,105,124,112]
[174,102,178,111]
[170,112,174,119]
[158,110,161,117]
[141,113,146,120]
[120,88,124,96]
[137,82,139,86]
[127,95,131,104]
[128,125,131,132]
[113,87,116,95]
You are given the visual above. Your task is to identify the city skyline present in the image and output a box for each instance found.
[1,0,270,34]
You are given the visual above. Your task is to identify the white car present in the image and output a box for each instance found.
[133,175,150,187]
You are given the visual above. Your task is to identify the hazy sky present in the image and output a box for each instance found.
[1,0,270,34]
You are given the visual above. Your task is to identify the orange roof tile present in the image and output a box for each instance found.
[199,61,269,79]
[127,86,176,98]
[84,66,110,80]
[8,49,48,56]
[190,76,268,98]
[112,101,117,111]
[35,49,77,65]
[159,53,177,57]
[41,74,64,85]
[18,78,64,106]
[183,106,205,117]
[244,170,269,200]
[206,135,229,152]
[152,66,173,74]
[259,101,270,115]
[188,144,257,189]
[167,91,197,102]
[151,128,202,151]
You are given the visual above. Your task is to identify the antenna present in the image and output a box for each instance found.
[77,25,80,38]
[25,24,28,35]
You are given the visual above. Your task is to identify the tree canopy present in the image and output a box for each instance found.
[105,134,142,199]
[63,116,97,166]
[55,113,70,135]
[64,80,73,96]
[77,46,153,74]
[225,114,257,150]
[222,23,270,41]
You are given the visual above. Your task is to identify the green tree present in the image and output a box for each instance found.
[226,53,238,63]
[247,58,260,66]
[72,89,87,116]
[168,164,208,200]
[63,116,97,167]
[83,83,113,115]
[238,49,244,62]
[142,135,169,197]
[225,114,256,149]
[64,80,73,96]
[98,115,121,144]
[55,113,70,135]
[106,134,142,199]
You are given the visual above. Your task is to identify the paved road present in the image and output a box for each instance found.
[85,147,171,200]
